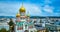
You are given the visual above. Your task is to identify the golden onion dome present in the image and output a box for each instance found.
[16,13,20,17]
[19,6,25,12]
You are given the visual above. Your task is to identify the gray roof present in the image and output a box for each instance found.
[35,26,45,30]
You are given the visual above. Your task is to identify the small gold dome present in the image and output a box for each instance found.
[16,13,20,17]
[19,6,25,12]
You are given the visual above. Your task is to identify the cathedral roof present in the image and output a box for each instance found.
[16,13,20,17]
[19,6,25,12]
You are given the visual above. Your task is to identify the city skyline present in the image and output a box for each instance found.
[0,0,60,16]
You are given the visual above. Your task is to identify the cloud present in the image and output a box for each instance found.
[55,7,60,13]
[0,0,60,16]
[44,0,53,4]
[0,3,19,16]
[43,5,54,13]
[0,2,42,16]
[24,4,42,15]
[18,3,42,16]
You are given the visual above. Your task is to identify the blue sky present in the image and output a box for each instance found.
[0,0,60,16]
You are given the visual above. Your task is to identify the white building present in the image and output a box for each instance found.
[15,1,36,32]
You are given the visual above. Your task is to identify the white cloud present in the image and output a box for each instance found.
[0,2,42,16]
[44,0,52,4]
[0,3,20,15]
[43,5,54,13]
[18,3,42,16]
[0,2,59,16]
[24,4,42,14]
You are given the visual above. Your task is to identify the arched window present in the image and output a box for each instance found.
[24,30,29,32]
[25,25,27,29]
[31,31,33,32]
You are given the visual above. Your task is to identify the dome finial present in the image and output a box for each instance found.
[19,0,25,12]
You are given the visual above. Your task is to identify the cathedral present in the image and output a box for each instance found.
[15,1,36,32]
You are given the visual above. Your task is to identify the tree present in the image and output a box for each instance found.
[37,30,40,32]
[7,30,10,32]
[8,18,15,32]
[46,28,49,32]
[8,18,14,26]
[0,28,7,32]
[0,30,1,32]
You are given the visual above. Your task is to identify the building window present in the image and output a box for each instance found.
[24,30,29,32]
[25,25,27,29]
[31,31,33,32]
[34,21,36,23]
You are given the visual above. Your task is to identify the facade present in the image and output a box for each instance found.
[0,18,9,30]
[0,16,60,32]
[37,29,46,32]
[45,24,57,32]
[0,22,9,31]
[15,2,36,32]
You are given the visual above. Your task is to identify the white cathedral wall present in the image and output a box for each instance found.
[15,25,24,32]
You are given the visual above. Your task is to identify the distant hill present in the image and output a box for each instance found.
[0,16,60,18]
[0,16,15,18]
[30,16,60,18]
